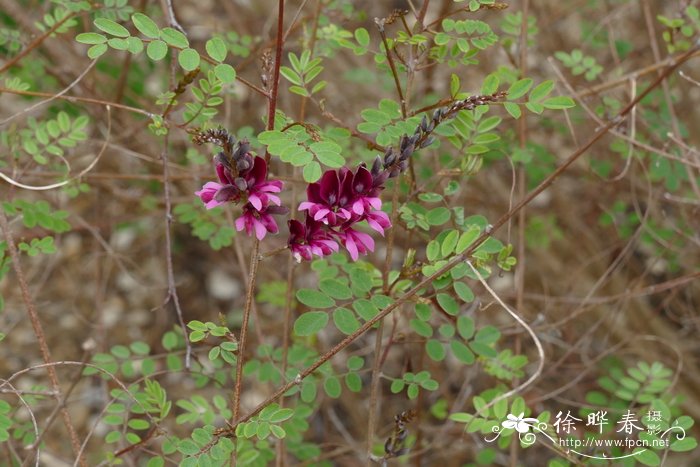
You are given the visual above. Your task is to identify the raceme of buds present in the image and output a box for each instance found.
[194,92,505,258]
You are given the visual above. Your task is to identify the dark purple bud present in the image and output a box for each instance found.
[384,151,397,167]
[432,109,442,122]
[400,143,414,160]
[234,177,248,191]
[236,158,250,172]
[420,115,428,132]
[389,167,400,178]
[398,160,408,172]
[372,171,389,188]
[371,156,382,175]
[420,136,435,148]
[214,152,230,168]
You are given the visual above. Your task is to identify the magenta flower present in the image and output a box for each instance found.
[235,204,286,240]
[195,181,226,209]
[288,218,340,262]
[336,227,375,261]
[364,209,392,235]
[196,156,283,212]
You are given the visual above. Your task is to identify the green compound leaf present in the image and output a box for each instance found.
[178,48,200,71]
[293,311,329,336]
[206,37,228,62]
[131,13,160,38]
[214,63,236,83]
[147,40,168,61]
[94,18,130,38]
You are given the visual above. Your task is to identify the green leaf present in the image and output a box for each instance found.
[303,161,322,182]
[126,36,143,54]
[76,32,107,44]
[426,339,446,361]
[456,226,481,253]
[671,436,698,452]
[470,341,497,358]
[319,279,352,300]
[451,340,475,364]
[131,13,160,38]
[293,312,329,336]
[426,207,451,226]
[107,38,129,50]
[456,316,475,339]
[454,282,474,302]
[94,18,130,38]
[541,96,576,109]
[214,63,236,83]
[324,376,342,398]
[178,48,200,71]
[410,319,433,337]
[87,43,108,59]
[354,27,370,47]
[296,289,335,308]
[529,80,554,102]
[206,37,228,62]
[474,325,500,344]
[436,293,459,315]
[353,299,379,321]
[160,27,189,48]
[333,308,360,335]
[481,74,499,95]
[504,102,522,119]
[507,78,533,100]
[441,230,459,257]
[146,40,168,60]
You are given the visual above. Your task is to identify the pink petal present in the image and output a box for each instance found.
[313,208,330,221]
[234,216,246,232]
[368,197,382,210]
[205,199,224,209]
[354,231,375,252]
[298,201,314,211]
[249,195,263,211]
[367,218,385,235]
[352,200,364,215]
[254,219,267,240]
[345,237,359,261]
[266,194,281,206]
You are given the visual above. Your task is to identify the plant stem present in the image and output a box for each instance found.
[232,0,286,425]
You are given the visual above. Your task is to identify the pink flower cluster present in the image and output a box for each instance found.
[195,152,287,240]
[288,162,391,262]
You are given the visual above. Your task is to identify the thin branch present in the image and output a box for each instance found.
[233,0,286,425]
[0,87,154,117]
